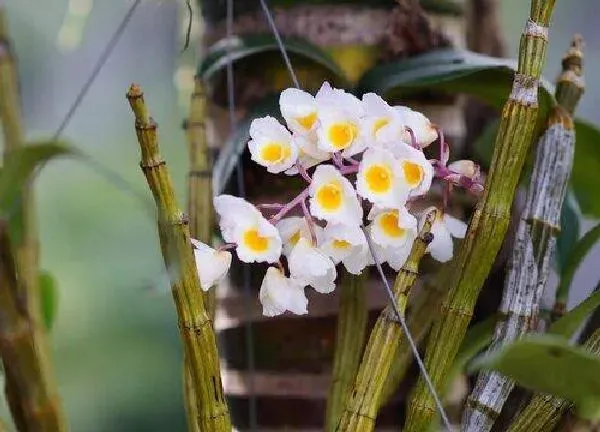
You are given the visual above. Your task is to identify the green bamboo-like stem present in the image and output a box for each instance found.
[335,209,437,432]
[0,9,65,431]
[0,223,64,431]
[378,265,451,406]
[551,35,585,320]
[325,270,369,431]
[506,328,600,432]
[463,34,584,431]
[404,2,557,430]
[183,76,216,432]
[126,84,231,431]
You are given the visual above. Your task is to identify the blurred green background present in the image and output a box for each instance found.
[2,0,599,430]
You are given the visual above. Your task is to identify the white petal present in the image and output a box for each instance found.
[259,267,290,317]
[443,214,468,239]
[394,106,438,147]
[213,195,262,243]
[289,238,337,293]
[309,165,363,226]
[280,88,318,134]
[428,219,454,263]
[193,244,232,291]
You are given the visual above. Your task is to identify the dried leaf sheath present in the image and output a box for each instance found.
[126,85,231,432]
[0,224,64,431]
[325,271,368,432]
[0,9,65,431]
[463,37,584,431]
[404,2,557,430]
[506,328,600,432]
[335,209,436,432]
[463,109,575,431]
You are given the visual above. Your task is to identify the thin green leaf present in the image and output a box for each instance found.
[356,48,555,116]
[211,94,280,196]
[197,34,346,82]
[558,223,600,302]
[556,191,581,273]
[38,270,58,331]
[469,335,600,419]
[571,119,600,218]
[0,141,73,213]
[550,284,600,339]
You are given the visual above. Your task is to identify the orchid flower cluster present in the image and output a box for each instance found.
[191,83,483,317]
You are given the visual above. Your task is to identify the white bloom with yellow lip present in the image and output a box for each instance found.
[356,147,408,208]
[394,106,438,148]
[191,239,232,291]
[289,238,337,293]
[248,116,299,173]
[259,267,308,317]
[213,194,282,263]
[214,195,263,243]
[276,216,323,257]
[309,165,363,227]
[320,223,372,275]
[360,93,406,146]
[394,143,434,197]
[280,88,319,135]
[420,207,467,263]
[367,207,418,270]
[315,82,366,156]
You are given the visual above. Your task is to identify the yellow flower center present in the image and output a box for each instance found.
[365,164,392,193]
[260,142,290,164]
[402,161,424,187]
[373,118,390,135]
[316,182,343,211]
[379,212,406,238]
[296,111,317,131]
[333,239,352,249]
[243,228,269,252]
[290,230,301,245]
[328,122,356,150]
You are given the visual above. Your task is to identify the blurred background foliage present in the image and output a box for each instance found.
[1,0,599,430]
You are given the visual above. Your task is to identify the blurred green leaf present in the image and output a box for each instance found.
[446,314,496,393]
[197,34,346,82]
[356,48,555,116]
[557,223,600,302]
[556,191,581,273]
[38,270,58,331]
[0,141,73,213]
[571,119,600,217]
[550,286,600,338]
[469,335,600,419]
[473,119,499,170]
[212,94,280,196]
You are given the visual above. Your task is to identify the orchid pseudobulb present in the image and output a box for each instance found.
[196,82,482,317]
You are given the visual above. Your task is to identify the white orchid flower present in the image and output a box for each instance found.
[315,82,366,157]
[320,223,372,275]
[309,165,363,227]
[356,147,409,208]
[259,267,308,317]
[191,239,232,291]
[421,207,467,262]
[289,238,337,293]
[214,195,282,263]
[367,207,418,271]
[394,106,438,148]
[276,216,323,257]
[394,143,434,198]
[279,88,319,135]
[248,116,299,173]
[360,93,406,146]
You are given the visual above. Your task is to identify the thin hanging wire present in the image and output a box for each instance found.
[225,0,258,430]
[257,0,299,88]
[254,1,453,429]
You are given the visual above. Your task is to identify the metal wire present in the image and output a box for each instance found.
[257,0,300,88]
[225,0,258,430]
[253,0,453,428]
